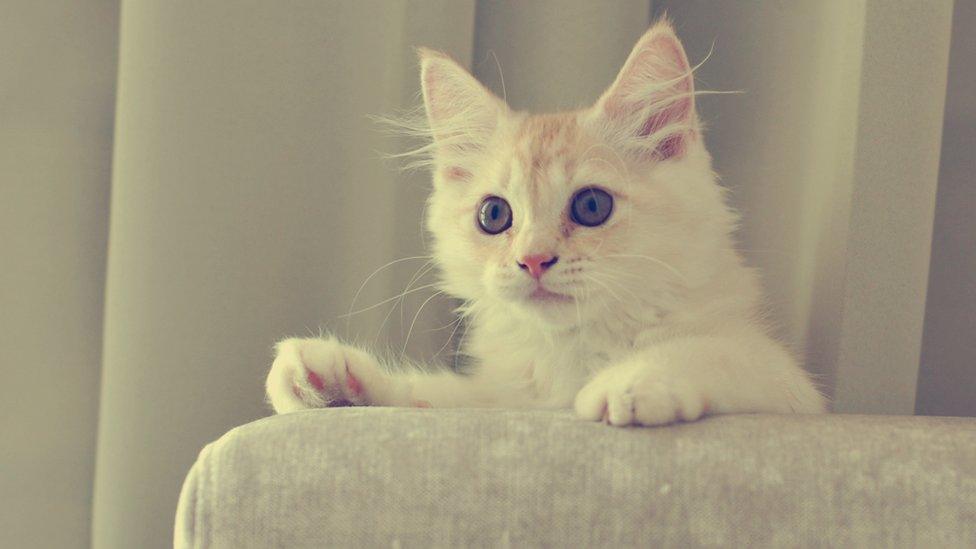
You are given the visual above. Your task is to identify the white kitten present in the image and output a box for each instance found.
[266,21,827,426]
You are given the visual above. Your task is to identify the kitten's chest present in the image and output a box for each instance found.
[470,318,638,406]
[522,334,631,407]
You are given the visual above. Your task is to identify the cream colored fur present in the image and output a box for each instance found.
[266,21,826,426]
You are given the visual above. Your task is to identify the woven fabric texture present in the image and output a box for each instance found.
[175,409,976,548]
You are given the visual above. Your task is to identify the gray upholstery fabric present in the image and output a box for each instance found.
[175,410,976,548]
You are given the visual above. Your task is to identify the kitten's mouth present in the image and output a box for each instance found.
[526,286,574,304]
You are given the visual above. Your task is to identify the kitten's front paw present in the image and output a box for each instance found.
[574,360,705,427]
[265,337,401,414]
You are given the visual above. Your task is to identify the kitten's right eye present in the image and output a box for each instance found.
[477,196,512,235]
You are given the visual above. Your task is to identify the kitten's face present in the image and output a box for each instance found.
[420,22,729,328]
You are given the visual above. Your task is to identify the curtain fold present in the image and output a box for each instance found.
[917,0,976,418]
[826,0,953,413]
[91,2,477,547]
[0,2,118,548]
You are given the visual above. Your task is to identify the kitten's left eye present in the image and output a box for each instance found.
[477,195,513,235]
[570,187,613,227]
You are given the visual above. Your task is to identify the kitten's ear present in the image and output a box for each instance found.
[588,20,696,162]
[419,48,505,181]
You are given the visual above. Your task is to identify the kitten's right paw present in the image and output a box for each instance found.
[265,337,402,414]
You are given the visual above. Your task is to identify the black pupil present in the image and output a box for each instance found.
[490,204,500,220]
[586,196,598,213]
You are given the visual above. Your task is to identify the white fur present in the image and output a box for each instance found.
[266,21,827,426]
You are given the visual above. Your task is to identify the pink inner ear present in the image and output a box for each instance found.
[638,96,691,137]
[603,29,695,161]
[639,97,692,160]
[423,68,452,120]
[607,92,691,161]
[655,134,685,160]
[423,59,470,123]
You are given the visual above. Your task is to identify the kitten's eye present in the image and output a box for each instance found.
[477,196,513,235]
[570,187,613,227]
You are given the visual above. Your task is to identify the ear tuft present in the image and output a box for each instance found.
[590,20,696,162]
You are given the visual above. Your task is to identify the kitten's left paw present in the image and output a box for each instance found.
[574,361,705,427]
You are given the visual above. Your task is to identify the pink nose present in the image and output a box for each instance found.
[517,254,559,279]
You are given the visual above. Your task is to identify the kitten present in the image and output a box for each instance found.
[265,21,826,426]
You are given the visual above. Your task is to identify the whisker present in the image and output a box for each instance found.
[398,261,436,334]
[401,290,445,359]
[424,315,463,333]
[374,260,435,344]
[605,253,685,281]
[453,306,475,372]
[488,49,506,103]
[593,271,643,303]
[345,255,432,330]
[594,264,643,281]
[431,315,464,361]
[588,277,615,319]
[584,274,625,306]
[339,282,440,318]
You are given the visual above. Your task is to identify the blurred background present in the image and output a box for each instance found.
[1,0,971,547]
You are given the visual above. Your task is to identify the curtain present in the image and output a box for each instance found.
[917,0,976,419]
[0,1,960,548]
[0,2,117,548]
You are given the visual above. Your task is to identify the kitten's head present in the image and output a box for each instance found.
[418,21,736,328]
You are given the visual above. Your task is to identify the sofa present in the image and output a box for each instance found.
[175,409,976,547]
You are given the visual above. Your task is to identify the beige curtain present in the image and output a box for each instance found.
[0,1,117,548]
[917,0,976,419]
[0,1,963,548]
